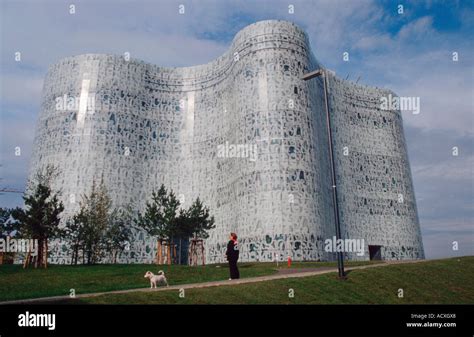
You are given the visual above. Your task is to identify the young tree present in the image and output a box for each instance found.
[136,185,216,265]
[105,206,132,264]
[185,197,215,266]
[136,184,180,264]
[162,189,181,263]
[78,179,111,265]
[63,213,86,265]
[0,207,20,264]
[187,197,215,240]
[0,208,15,238]
[12,165,64,268]
[0,208,8,265]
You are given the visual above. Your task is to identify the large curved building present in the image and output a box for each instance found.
[29,20,424,264]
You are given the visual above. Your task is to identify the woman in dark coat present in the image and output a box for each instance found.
[225,232,240,280]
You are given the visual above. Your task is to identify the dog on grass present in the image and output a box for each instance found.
[144,270,169,289]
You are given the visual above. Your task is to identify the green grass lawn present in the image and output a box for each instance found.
[0,260,376,301]
[75,256,474,305]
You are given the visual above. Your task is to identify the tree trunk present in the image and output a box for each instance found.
[190,240,194,266]
[201,241,205,266]
[23,251,31,268]
[72,245,78,265]
[167,243,171,266]
[173,244,177,265]
[35,238,43,269]
[44,240,48,268]
[73,245,78,265]
[156,240,161,265]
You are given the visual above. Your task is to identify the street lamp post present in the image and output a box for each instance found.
[302,69,346,279]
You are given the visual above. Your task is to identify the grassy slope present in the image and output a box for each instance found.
[0,260,375,301]
[78,257,474,304]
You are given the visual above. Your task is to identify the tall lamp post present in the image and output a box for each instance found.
[302,69,346,279]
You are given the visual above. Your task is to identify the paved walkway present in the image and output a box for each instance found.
[276,267,334,275]
[0,260,426,305]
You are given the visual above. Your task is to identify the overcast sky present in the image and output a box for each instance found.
[0,0,473,259]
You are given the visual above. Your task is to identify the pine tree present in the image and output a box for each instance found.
[0,207,16,238]
[0,208,20,264]
[12,165,64,268]
[185,197,215,266]
[136,185,215,265]
[136,184,180,264]
[187,197,215,240]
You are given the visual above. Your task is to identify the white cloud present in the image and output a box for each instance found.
[412,155,474,180]
[353,34,392,51]
[397,16,435,40]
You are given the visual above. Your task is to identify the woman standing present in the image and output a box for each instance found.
[225,232,240,280]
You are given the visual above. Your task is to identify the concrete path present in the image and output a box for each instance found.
[0,259,426,305]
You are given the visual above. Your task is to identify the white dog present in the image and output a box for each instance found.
[144,270,169,289]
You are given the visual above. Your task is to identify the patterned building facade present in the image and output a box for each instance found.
[29,20,424,264]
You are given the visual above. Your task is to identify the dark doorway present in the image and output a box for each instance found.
[369,245,382,260]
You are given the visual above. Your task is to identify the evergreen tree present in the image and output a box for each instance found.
[0,208,14,238]
[187,197,215,240]
[184,197,215,266]
[12,165,64,268]
[163,188,181,243]
[136,184,180,264]
[0,207,20,264]
[136,184,216,265]
[135,185,167,239]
